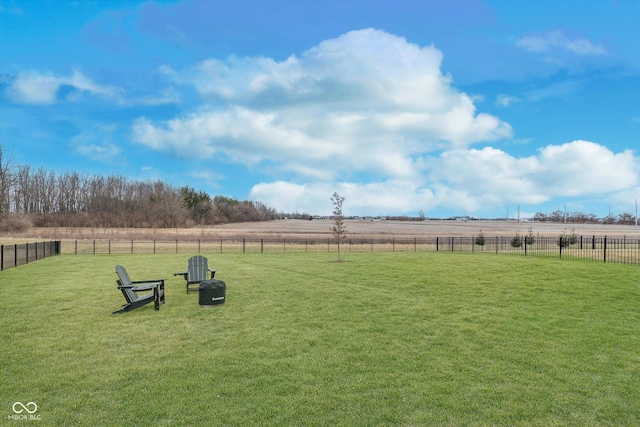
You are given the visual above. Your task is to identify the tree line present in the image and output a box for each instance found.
[532,210,637,225]
[0,146,278,231]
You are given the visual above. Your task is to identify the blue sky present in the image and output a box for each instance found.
[1,0,639,218]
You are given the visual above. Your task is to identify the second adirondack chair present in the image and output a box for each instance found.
[174,255,216,293]
[113,265,165,314]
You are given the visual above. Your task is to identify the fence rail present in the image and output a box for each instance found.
[1,241,62,270]
[57,235,640,265]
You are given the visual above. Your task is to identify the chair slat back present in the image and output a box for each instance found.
[188,256,209,282]
[115,265,133,286]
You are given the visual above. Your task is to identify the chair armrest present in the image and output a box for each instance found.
[174,271,188,279]
[132,284,160,292]
[209,269,216,278]
[117,282,160,292]
[132,278,165,285]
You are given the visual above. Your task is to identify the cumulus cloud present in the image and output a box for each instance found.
[249,140,639,216]
[249,180,438,216]
[130,29,637,216]
[6,69,121,105]
[534,140,637,195]
[135,28,512,182]
[516,30,606,56]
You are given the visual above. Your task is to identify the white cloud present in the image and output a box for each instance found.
[74,143,122,163]
[516,30,606,56]
[534,140,637,196]
[124,86,181,106]
[135,28,512,182]
[248,141,639,216]
[130,29,638,217]
[431,140,637,204]
[495,94,520,107]
[6,69,121,105]
[6,72,60,104]
[248,180,437,216]
[71,125,122,163]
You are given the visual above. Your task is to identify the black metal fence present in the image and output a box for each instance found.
[1,241,62,271]
[60,235,640,265]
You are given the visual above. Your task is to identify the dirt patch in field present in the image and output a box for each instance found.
[3,219,640,244]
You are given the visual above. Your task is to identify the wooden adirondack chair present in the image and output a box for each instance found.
[113,265,165,314]
[174,255,216,293]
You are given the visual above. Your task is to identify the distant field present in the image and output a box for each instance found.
[4,219,640,244]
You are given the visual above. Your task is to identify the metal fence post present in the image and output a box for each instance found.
[603,236,607,263]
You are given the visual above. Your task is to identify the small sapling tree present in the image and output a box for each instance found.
[557,227,578,248]
[525,227,535,245]
[475,229,486,248]
[330,192,347,261]
[510,232,523,248]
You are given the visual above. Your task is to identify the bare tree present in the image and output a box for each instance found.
[617,212,635,225]
[13,164,31,214]
[330,192,347,261]
[0,146,15,213]
[0,144,278,228]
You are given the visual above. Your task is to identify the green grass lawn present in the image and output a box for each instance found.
[1,252,639,426]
